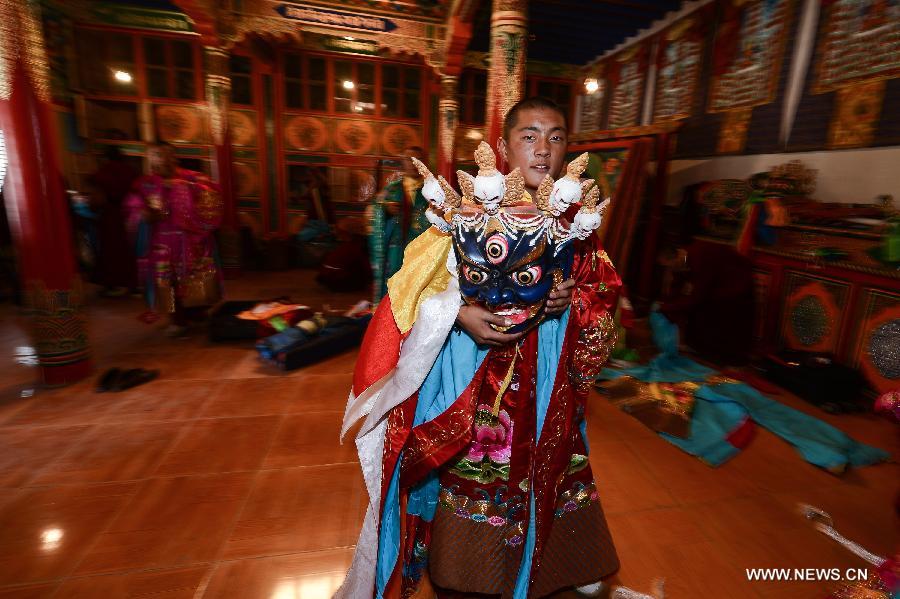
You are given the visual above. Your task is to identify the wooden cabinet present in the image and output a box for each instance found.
[749,246,899,393]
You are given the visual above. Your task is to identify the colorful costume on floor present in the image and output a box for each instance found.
[339,144,619,599]
[125,168,223,315]
[369,174,431,303]
[601,312,890,470]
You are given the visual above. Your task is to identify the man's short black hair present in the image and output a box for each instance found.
[503,97,568,140]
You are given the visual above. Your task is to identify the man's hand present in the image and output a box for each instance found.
[456,305,524,347]
[546,278,575,315]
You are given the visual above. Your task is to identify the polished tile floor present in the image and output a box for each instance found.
[0,270,896,599]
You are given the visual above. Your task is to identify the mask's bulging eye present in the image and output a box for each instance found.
[485,234,509,264]
[463,264,487,284]
[513,265,542,286]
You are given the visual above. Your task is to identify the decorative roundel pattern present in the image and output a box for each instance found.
[335,120,375,155]
[157,105,201,143]
[790,295,829,346]
[285,116,328,152]
[382,123,420,156]
[228,111,257,147]
[868,319,900,380]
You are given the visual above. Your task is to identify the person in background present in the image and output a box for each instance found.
[368,146,431,303]
[657,237,755,365]
[125,142,223,337]
[88,146,140,296]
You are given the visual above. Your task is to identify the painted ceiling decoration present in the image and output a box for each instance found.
[85,0,689,70]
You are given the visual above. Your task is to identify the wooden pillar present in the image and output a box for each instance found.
[204,45,240,277]
[437,74,459,180]
[484,0,528,163]
[0,0,92,385]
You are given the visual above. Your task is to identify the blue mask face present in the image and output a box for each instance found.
[454,226,574,334]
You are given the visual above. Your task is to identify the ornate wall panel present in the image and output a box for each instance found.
[852,289,900,393]
[155,104,210,144]
[283,115,330,152]
[780,273,849,354]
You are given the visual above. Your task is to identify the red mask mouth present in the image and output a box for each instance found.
[493,304,530,325]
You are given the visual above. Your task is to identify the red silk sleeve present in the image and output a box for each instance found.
[566,234,622,392]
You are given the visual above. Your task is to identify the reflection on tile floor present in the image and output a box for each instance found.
[0,270,896,598]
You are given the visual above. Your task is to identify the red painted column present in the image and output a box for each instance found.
[437,74,459,181]
[205,46,241,277]
[484,0,528,170]
[0,0,92,385]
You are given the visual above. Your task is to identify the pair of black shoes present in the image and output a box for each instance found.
[96,368,159,393]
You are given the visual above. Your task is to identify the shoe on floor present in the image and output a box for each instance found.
[575,581,605,597]
[114,368,159,391]
[95,367,121,393]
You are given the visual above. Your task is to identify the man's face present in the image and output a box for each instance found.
[148,146,176,177]
[498,107,568,193]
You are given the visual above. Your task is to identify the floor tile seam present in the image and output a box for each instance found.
[625,445,770,497]
[3,422,106,489]
[0,401,33,428]
[0,578,65,592]
[6,461,365,492]
[41,561,219,598]
[208,544,358,565]
[148,413,288,478]
[189,410,290,599]
[0,409,347,430]
[52,474,145,584]
[194,546,360,598]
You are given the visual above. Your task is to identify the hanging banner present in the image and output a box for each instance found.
[652,3,714,122]
[708,0,793,113]
[814,0,900,93]
[607,42,651,130]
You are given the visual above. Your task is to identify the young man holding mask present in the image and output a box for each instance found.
[338,98,620,599]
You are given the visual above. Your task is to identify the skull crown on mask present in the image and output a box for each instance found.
[408,142,612,333]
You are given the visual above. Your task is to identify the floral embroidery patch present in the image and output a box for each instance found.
[448,405,513,484]
[438,485,526,546]
[566,453,589,475]
[553,481,599,518]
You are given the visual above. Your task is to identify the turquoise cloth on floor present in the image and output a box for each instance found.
[601,312,890,470]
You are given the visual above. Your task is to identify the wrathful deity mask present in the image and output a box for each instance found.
[412,141,612,334]
[453,205,574,333]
